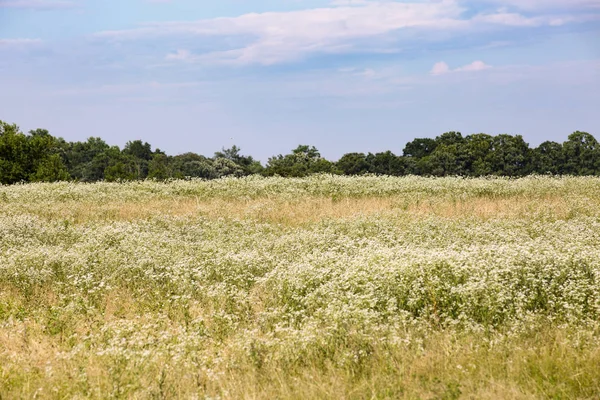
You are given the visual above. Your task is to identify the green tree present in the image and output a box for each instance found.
[336,153,370,175]
[104,162,136,182]
[147,153,172,180]
[403,138,437,159]
[0,121,29,184]
[436,131,465,146]
[426,144,463,176]
[214,145,263,175]
[123,140,154,179]
[419,132,468,176]
[265,145,335,177]
[531,141,565,175]
[123,140,153,161]
[563,131,600,175]
[64,137,111,181]
[103,146,136,182]
[213,157,245,177]
[0,121,70,184]
[461,134,494,176]
[366,151,408,176]
[30,154,70,182]
[486,134,531,176]
[172,153,217,179]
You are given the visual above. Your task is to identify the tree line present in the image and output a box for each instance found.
[1,119,599,184]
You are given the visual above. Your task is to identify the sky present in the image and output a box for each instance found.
[0,0,599,161]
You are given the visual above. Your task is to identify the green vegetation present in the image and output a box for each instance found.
[2,119,599,184]
[1,176,599,398]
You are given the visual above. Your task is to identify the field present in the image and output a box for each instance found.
[1,175,600,399]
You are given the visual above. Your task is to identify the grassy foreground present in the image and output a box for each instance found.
[1,175,600,399]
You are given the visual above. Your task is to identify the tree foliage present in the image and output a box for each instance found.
[1,118,599,184]
[0,121,70,184]
[264,145,336,177]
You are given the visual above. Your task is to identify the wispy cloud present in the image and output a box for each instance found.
[95,2,468,65]
[431,62,451,76]
[94,1,593,66]
[0,0,77,9]
[456,60,492,72]
[473,0,600,11]
[53,80,205,96]
[431,60,492,75]
[0,38,42,46]
[166,49,192,61]
[472,11,586,26]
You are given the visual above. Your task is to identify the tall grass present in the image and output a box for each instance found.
[1,176,599,398]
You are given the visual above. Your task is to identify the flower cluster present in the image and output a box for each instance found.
[1,175,599,398]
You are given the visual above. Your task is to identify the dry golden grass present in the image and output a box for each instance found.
[6,194,594,225]
[1,320,598,399]
[1,177,600,399]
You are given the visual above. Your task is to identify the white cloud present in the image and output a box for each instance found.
[95,2,469,65]
[0,38,42,46]
[166,49,192,61]
[330,0,371,5]
[432,60,491,75]
[431,61,451,75]
[472,11,584,26]
[0,0,77,9]
[473,0,600,11]
[456,60,492,72]
[99,2,468,40]
[94,1,595,65]
[473,12,545,26]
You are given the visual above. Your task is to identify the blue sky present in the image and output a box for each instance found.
[1,0,599,161]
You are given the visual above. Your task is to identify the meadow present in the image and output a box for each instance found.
[1,175,599,399]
